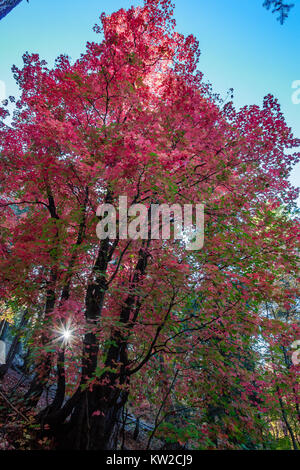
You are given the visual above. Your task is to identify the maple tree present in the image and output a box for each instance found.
[0,0,299,450]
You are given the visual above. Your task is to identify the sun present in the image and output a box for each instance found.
[52,318,77,348]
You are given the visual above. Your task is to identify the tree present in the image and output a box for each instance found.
[0,0,299,450]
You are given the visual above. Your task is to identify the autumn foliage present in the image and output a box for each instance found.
[0,0,299,450]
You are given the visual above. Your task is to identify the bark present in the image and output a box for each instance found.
[39,349,65,423]
[44,194,153,449]
[24,187,60,407]
[57,383,128,450]
[24,268,56,408]
[133,417,140,440]
[44,202,115,446]
[40,188,89,417]
[48,241,150,449]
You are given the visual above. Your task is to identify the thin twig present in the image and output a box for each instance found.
[0,387,30,423]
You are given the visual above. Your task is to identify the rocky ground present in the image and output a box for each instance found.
[0,368,164,450]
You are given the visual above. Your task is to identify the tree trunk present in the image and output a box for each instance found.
[24,275,56,408]
[39,188,89,417]
[46,208,149,449]
[39,349,66,423]
[56,379,128,450]
[25,187,60,406]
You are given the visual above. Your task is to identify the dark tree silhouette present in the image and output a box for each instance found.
[263,0,295,23]
[0,0,24,20]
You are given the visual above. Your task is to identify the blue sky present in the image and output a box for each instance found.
[0,0,299,195]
